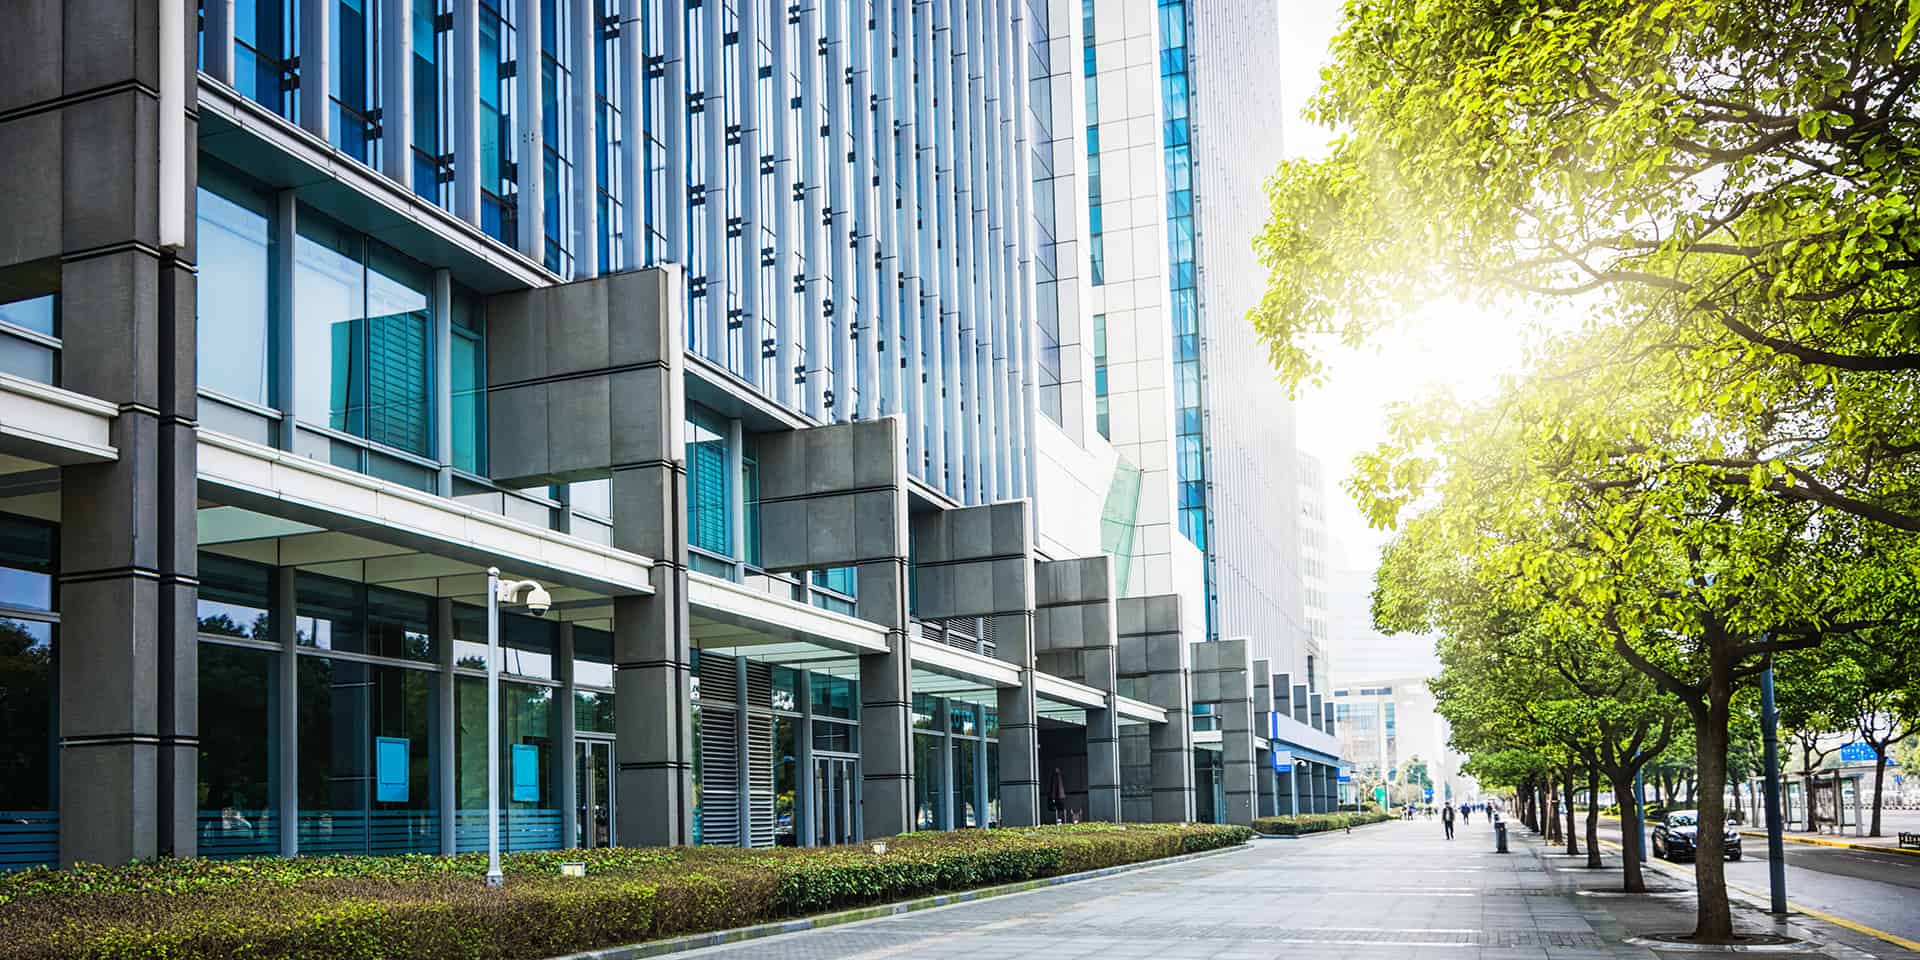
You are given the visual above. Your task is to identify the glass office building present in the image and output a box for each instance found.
[0,0,1334,868]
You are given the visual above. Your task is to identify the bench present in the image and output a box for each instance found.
[1899,832,1919,850]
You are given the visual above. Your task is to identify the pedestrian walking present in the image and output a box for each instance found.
[1048,768,1069,825]
[1442,802,1456,840]
[1462,804,1471,826]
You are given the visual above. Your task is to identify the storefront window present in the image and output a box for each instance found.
[774,716,796,845]
[914,731,943,831]
[198,643,281,858]
[812,674,855,721]
[296,574,433,661]
[451,603,553,677]
[198,554,273,640]
[296,658,440,855]
[953,741,978,828]
[456,677,560,852]
[0,513,56,869]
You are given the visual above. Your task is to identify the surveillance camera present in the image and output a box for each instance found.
[525,585,553,617]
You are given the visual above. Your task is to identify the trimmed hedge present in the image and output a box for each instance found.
[1250,812,1395,836]
[0,823,1250,960]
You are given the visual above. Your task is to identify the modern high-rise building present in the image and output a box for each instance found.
[1334,678,1477,804]
[0,0,1335,869]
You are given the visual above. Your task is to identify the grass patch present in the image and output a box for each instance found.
[0,823,1250,959]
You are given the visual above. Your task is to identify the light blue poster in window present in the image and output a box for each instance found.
[375,737,410,803]
[511,743,540,802]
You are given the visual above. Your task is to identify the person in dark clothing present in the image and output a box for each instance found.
[1442,802,1456,839]
[1462,804,1472,826]
[1048,768,1069,825]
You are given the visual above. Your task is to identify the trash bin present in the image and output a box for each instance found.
[1494,819,1509,853]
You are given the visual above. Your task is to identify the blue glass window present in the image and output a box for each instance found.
[686,405,731,558]
[331,0,382,165]
[196,165,274,406]
[413,0,454,206]
[235,0,298,120]
[450,294,488,474]
[480,0,520,246]
[294,207,435,457]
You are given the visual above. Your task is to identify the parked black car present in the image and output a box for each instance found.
[1652,810,1742,861]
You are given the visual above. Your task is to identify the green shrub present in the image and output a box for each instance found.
[0,824,1248,960]
[1249,812,1394,836]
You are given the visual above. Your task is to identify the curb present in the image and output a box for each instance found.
[548,842,1253,960]
[1735,829,1920,859]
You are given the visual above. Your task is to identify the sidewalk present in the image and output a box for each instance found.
[657,817,1915,960]
[1508,817,1919,958]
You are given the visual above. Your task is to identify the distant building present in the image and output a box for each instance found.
[1334,678,1477,803]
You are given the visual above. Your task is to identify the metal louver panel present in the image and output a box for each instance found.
[745,662,776,847]
[698,655,741,846]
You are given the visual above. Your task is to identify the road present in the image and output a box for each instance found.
[667,819,1910,960]
[1589,818,1920,944]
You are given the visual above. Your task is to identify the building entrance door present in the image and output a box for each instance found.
[576,738,615,848]
[813,756,858,846]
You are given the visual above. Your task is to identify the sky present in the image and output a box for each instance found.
[1273,1,1534,683]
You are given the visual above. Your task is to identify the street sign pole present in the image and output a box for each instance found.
[1760,657,1788,914]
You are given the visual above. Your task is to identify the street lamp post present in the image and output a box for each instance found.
[1760,654,1788,914]
[485,567,552,888]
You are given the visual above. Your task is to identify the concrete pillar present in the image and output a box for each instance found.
[1253,660,1275,818]
[484,265,690,846]
[1117,596,1193,824]
[1035,556,1121,822]
[755,417,915,837]
[5,0,201,866]
[910,501,1041,828]
[1192,638,1256,826]
[556,623,578,849]
[856,561,914,837]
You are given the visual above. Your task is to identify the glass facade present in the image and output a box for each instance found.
[196,166,275,407]
[296,657,440,854]
[294,208,435,457]
[479,0,521,245]
[413,0,455,206]
[0,515,56,870]
[331,0,383,165]
[909,693,997,832]
[235,0,299,120]
[0,266,59,385]
[1092,313,1109,439]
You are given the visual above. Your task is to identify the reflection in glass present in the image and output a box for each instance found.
[774,716,796,845]
[457,678,560,851]
[0,618,56,868]
[198,554,273,640]
[914,732,943,831]
[953,741,977,828]
[296,657,439,855]
[198,642,281,857]
[195,182,273,405]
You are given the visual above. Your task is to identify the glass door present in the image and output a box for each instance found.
[575,738,614,848]
[813,756,858,846]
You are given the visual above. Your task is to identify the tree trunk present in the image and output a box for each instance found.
[1870,751,1887,837]
[1564,769,1579,856]
[1690,681,1734,942]
[1610,769,1647,892]
[1586,766,1602,869]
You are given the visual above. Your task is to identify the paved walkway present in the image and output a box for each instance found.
[675,819,1918,960]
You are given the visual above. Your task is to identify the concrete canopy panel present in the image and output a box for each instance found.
[756,418,908,574]
[909,500,1034,621]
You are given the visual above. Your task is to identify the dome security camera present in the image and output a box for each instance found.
[525,584,553,617]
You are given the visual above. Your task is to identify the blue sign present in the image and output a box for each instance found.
[1337,766,1352,783]
[1839,743,1895,765]
[1424,786,1434,803]
[375,737,410,803]
[511,744,541,802]
[1272,749,1294,774]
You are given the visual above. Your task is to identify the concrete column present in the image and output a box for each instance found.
[557,623,578,849]
[381,0,415,188]
[11,0,201,865]
[276,570,302,855]
[1252,659,1275,818]
[483,267,689,844]
[1035,557,1120,822]
[856,561,914,837]
[453,0,483,223]
[995,615,1040,827]
[753,417,915,837]
[204,0,236,84]
[434,599,457,854]
[300,0,331,141]
[517,0,546,262]
[1117,596,1193,824]
[1192,638,1255,826]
